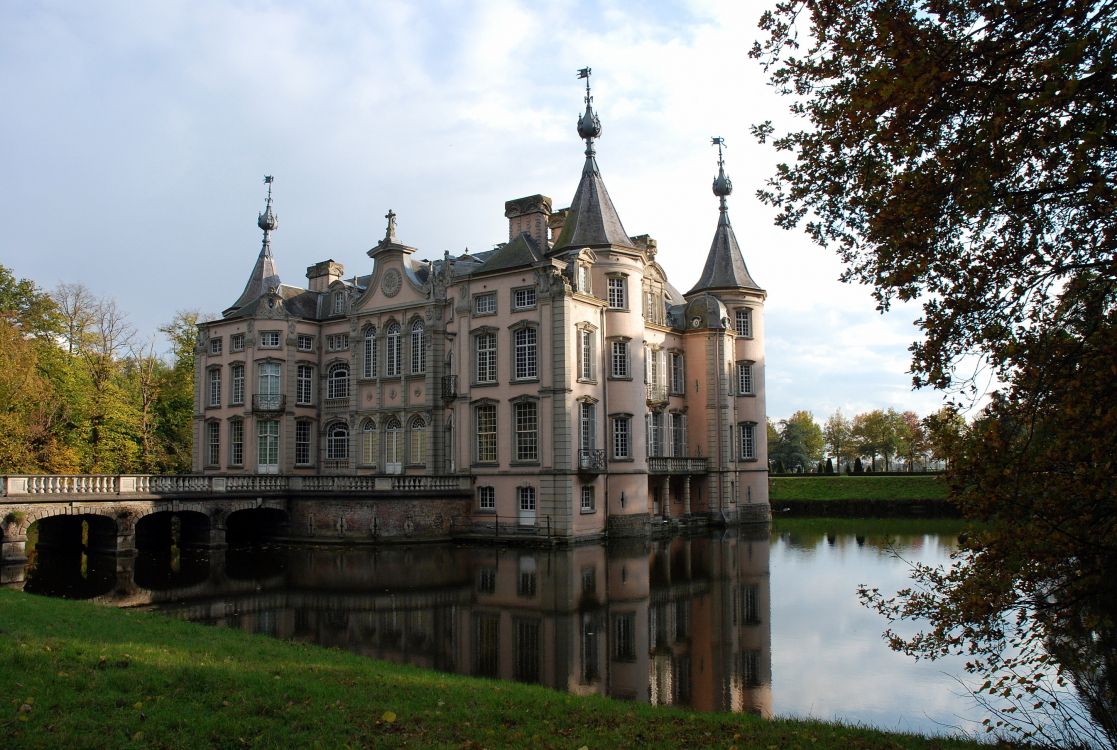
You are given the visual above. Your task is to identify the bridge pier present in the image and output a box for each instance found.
[1,531,28,565]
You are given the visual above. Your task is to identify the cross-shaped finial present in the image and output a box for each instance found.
[385,209,397,241]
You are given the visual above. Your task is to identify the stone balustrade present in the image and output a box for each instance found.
[647,457,708,474]
[1,473,471,500]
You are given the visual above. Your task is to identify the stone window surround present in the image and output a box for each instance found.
[736,359,756,396]
[473,291,497,316]
[609,412,633,461]
[510,395,540,465]
[471,398,499,466]
[607,336,631,380]
[206,366,222,408]
[580,484,596,514]
[294,418,315,466]
[509,320,539,382]
[511,285,538,311]
[230,333,246,353]
[477,485,496,513]
[575,322,597,383]
[734,307,754,338]
[606,273,628,310]
[227,417,244,467]
[204,418,221,467]
[471,325,499,386]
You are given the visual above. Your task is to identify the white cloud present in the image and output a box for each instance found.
[0,0,953,420]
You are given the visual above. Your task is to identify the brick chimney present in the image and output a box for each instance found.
[505,195,552,249]
[306,260,344,292]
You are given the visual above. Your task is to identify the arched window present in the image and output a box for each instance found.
[363,326,378,379]
[386,322,401,376]
[385,417,403,470]
[360,418,378,467]
[327,362,349,400]
[326,422,349,462]
[408,415,428,466]
[410,319,426,374]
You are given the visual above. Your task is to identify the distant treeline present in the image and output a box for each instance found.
[0,263,201,474]
[769,408,965,474]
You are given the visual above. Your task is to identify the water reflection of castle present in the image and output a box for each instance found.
[19,531,771,716]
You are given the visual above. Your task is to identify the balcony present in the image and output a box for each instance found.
[577,448,607,474]
[252,394,285,412]
[441,374,458,402]
[645,383,668,404]
[648,456,708,475]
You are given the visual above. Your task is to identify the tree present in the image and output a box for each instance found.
[823,409,853,468]
[754,0,1117,743]
[769,410,824,472]
[897,410,929,471]
[153,311,202,473]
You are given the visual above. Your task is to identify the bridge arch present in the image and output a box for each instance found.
[226,505,289,547]
[135,509,214,551]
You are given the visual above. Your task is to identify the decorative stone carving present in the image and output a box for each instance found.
[382,268,402,297]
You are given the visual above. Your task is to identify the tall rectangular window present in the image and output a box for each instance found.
[386,324,401,376]
[410,321,426,374]
[475,332,496,383]
[607,277,626,309]
[514,327,537,380]
[475,403,497,463]
[670,352,684,394]
[735,308,753,337]
[208,368,221,407]
[613,613,636,661]
[230,364,244,405]
[737,361,754,395]
[478,486,495,511]
[363,328,377,378]
[580,485,595,513]
[739,422,756,460]
[229,419,243,466]
[610,341,628,378]
[580,402,596,451]
[297,365,314,405]
[578,329,594,381]
[611,416,631,459]
[205,421,220,466]
[295,421,312,465]
[514,401,538,462]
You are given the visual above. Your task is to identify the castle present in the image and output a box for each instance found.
[194,72,769,541]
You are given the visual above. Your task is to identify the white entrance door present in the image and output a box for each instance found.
[385,420,402,475]
[257,420,279,474]
[518,486,537,526]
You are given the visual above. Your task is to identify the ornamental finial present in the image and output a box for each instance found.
[576,67,602,154]
[711,137,733,210]
[257,175,278,255]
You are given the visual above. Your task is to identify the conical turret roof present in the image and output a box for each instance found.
[226,177,282,315]
[687,142,762,295]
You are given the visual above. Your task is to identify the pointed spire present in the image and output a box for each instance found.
[226,176,283,314]
[551,68,635,253]
[687,139,763,295]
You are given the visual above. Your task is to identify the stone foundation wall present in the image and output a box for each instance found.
[607,512,651,538]
[288,497,470,542]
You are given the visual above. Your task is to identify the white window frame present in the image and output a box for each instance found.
[295,420,312,465]
[408,415,428,466]
[230,333,245,352]
[297,364,314,405]
[735,308,753,338]
[610,340,629,378]
[670,352,684,394]
[513,400,538,462]
[474,292,496,315]
[296,334,314,352]
[228,419,243,466]
[327,363,349,400]
[580,485,595,513]
[513,326,538,380]
[580,402,596,451]
[386,323,401,376]
[360,419,377,467]
[410,320,426,374]
[230,363,245,405]
[478,486,495,511]
[607,277,626,309]
[205,421,220,466]
[517,486,536,511]
[209,337,223,355]
[474,402,497,463]
[259,331,281,348]
[737,361,754,395]
[326,422,349,461]
[512,286,537,310]
[611,416,631,460]
[739,422,756,460]
[578,328,594,381]
[475,331,496,384]
[363,327,377,379]
[208,368,221,407]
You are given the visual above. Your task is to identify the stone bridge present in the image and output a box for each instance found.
[0,474,473,564]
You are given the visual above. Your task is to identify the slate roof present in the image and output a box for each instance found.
[225,244,281,316]
[472,233,545,274]
[550,155,635,252]
[686,210,763,295]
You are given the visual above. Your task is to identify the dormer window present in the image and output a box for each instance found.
[577,264,591,294]
[333,291,346,315]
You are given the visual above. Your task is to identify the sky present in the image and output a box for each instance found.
[0,0,957,422]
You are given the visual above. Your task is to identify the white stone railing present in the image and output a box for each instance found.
[2,474,471,499]
[647,457,708,474]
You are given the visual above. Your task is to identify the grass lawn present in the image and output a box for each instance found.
[0,589,994,749]
[769,475,947,502]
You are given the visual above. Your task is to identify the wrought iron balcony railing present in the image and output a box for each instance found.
[645,383,668,404]
[252,394,285,412]
[441,374,458,402]
[577,448,607,474]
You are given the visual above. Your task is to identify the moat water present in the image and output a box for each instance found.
[13,519,991,739]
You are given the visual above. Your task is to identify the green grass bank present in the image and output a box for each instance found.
[769,475,954,517]
[0,589,992,749]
